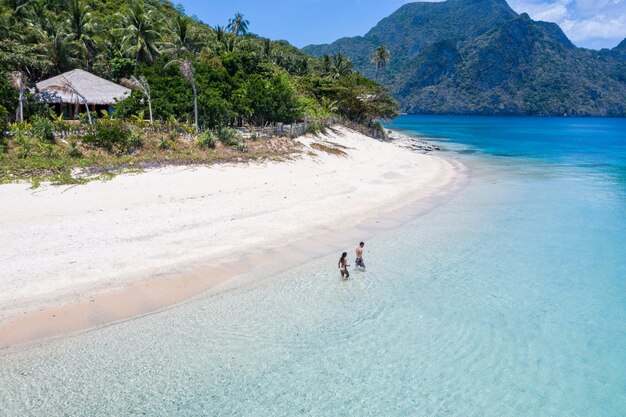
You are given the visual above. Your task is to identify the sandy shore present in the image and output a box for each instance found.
[0,126,462,348]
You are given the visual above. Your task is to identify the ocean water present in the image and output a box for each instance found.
[1,115,625,416]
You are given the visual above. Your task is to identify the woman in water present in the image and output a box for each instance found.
[338,252,350,279]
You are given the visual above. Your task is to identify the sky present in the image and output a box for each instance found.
[178,0,626,50]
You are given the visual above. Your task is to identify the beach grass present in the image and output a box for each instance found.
[0,126,302,187]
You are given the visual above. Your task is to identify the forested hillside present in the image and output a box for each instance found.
[304,0,626,116]
[0,0,396,127]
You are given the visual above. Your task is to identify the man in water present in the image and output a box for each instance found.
[355,242,366,271]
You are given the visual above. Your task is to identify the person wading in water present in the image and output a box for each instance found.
[355,242,366,271]
[338,252,350,279]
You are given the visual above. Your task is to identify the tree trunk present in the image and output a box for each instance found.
[84,101,92,125]
[191,81,198,133]
[18,89,24,122]
[147,96,153,124]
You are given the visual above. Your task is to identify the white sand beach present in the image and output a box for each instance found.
[0,126,460,347]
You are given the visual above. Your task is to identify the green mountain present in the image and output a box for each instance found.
[304,0,626,116]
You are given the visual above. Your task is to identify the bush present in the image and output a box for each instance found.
[78,111,98,125]
[158,135,172,150]
[217,127,242,146]
[52,115,72,136]
[305,120,327,135]
[196,130,216,149]
[217,127,247,151]
[113,93,143,120]
[39,142,59,158]
[370,121,387,139]
[83,121,143,154]
[30,116,55,143]
[68,140,82,158]
[13,130,31,159]
[127,131,144,149]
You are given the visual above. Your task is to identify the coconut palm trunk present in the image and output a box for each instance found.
[47,77,93,125]
[147,95,153,125]
[82,98,92,125]
[121,76,153,124]
[10,71,27,122]
[164,59,198,132]
[191,79,198,132]
[17,89,24,122]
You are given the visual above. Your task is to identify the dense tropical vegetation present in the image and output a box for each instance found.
[0,0,397,184]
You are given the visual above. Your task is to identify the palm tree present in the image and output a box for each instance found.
[0,13,11,39]
[121,76,153,124]
[296,57,310,76]
[28,2,82,73]
[48,32,83,73]
[165,59,198,132]
[9,71,27,122]
[262,38,271,57]
[66,0,96,67]
[117,4,161,65]
[329,53,353,79]
[4,0,31,24]
[321,54,332,77]
[371,45,390,80]
[227,12,248,36]
[27,0,57,38]
[165,14,199,56]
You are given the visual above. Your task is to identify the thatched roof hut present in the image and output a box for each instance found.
[36,69,131,118]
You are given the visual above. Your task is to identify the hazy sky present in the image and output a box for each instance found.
[178,0,626,50]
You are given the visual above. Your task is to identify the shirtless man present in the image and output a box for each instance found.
[355,242,366,271]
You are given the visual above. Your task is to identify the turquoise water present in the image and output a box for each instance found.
[1,115,625,416]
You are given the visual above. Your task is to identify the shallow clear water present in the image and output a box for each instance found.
[1,115,625,416]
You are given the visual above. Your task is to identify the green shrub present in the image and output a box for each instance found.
[127,131,144,149]
[305,120,327,135]
[370,121,387,139]
[68,140,82,158]
[78,111,98,125]
[158,135,172,150]
[217,127,247,151]
[14,131,31,159]
[30,116,55,143]
[113,93,143,120]
[196,130,216,149]
[52,115,72,136]
[83,121,142,154]
[217,127,242,146]
[39,142,58,158]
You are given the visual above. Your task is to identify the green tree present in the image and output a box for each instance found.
[66,0,96,68]
[329,53,353,79]
[166,15,200,56]
[117,4,161,65]
[121,75,153,123]
[227,12,249,36]
[165,59,198,132]
[9,71,27,122]
[371,45,390,80]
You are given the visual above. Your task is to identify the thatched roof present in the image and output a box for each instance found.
[36,69,131,105]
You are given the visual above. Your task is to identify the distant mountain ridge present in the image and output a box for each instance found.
[304,0,626,116]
